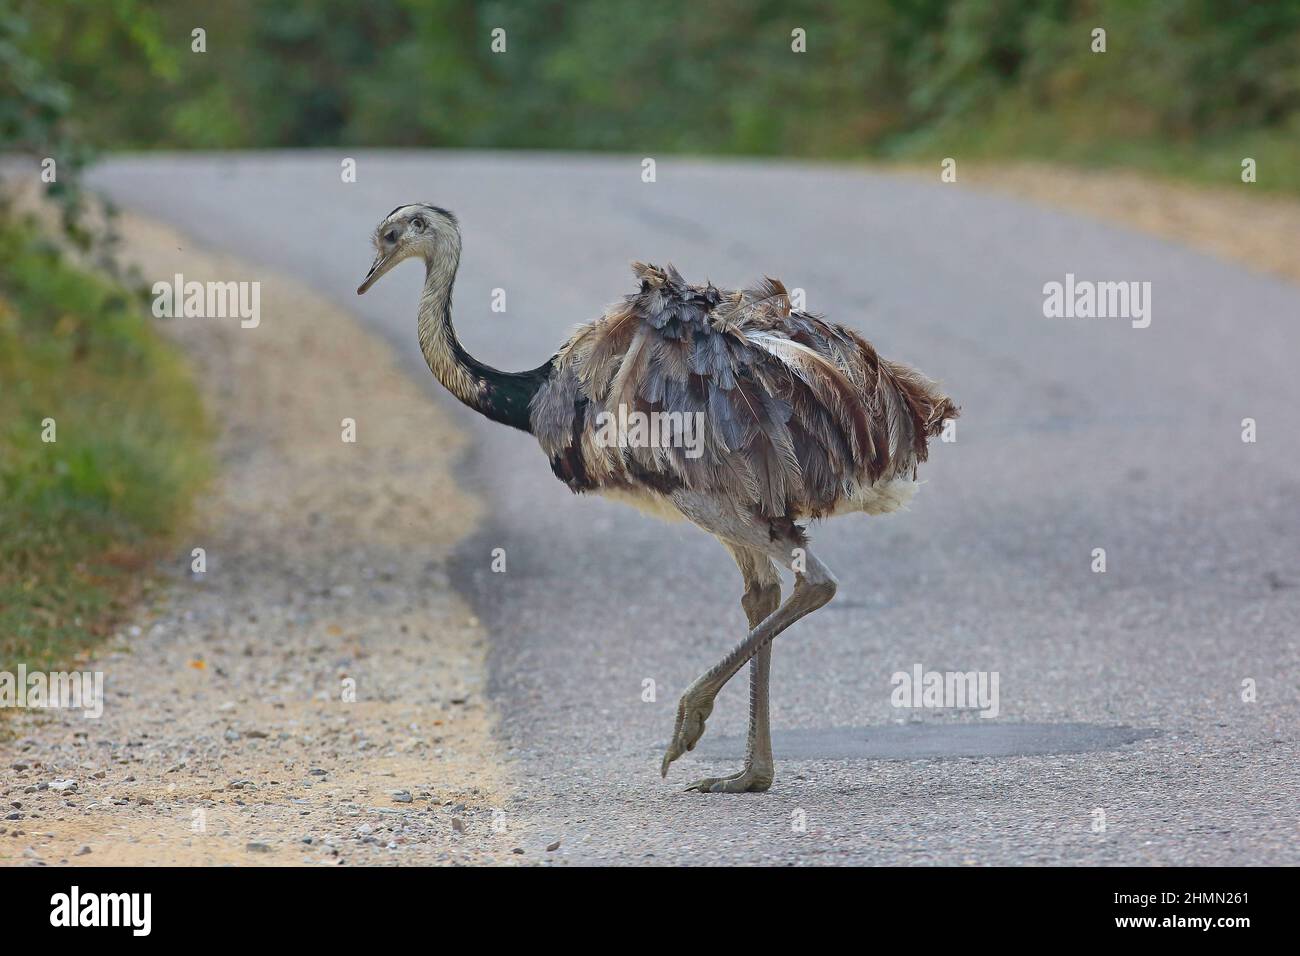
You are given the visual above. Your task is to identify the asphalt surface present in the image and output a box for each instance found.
[89,152,1299,865]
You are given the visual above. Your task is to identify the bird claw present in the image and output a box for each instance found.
[660,690,714,778]
[685,768,773,793]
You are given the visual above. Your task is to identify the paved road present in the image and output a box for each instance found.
[89,153,1299,865]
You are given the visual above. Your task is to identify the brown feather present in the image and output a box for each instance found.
[530,263,959,521]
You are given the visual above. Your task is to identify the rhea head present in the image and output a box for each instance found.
[357,203,460,295]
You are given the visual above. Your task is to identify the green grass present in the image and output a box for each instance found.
[0,216,210,676]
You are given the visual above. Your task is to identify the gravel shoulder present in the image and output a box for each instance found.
[929,161,1300,284]
[0,210,526,866]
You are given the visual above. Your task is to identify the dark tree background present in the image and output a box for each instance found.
[4,0,1299,191]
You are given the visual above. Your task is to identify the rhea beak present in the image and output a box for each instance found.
[357,249,397,295]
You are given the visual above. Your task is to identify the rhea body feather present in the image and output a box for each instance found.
[529,263,958,528]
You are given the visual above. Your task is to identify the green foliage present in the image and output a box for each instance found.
[1,2,90,244]
[1,1,210,679]
[9,0,1298,189]
[0,220,210,674]
[2,0,180,255]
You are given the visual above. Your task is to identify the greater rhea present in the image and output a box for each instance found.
[358,203,958,793]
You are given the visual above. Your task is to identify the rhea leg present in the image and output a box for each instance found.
[662,541,837,781]
[686,545,781,793]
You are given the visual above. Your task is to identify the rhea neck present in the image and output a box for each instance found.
[415,240,550,433]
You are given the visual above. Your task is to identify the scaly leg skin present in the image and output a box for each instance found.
[685,642,775,792]
[686,555,780,793]
[665,541,836,786]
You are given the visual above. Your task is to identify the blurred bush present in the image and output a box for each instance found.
[2,0,210,673]
[5,0,1299,188]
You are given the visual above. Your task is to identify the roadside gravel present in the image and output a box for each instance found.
[935,161,1300,283]
[0,210,527,866]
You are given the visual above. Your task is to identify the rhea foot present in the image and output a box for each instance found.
[660,687,715,778]
[685,765,773,793]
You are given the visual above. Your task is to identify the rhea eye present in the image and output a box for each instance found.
[383,228,399,243]
[410,217,425,231]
